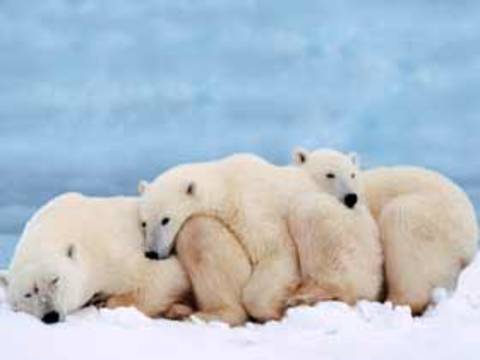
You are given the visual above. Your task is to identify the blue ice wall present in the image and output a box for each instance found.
[1,0,480,266]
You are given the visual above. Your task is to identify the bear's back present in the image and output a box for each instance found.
[216,155,319,237]
[10,195,143,272]
[362,166,474,221]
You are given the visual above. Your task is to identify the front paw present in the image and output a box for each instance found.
[104,292,137,309]
[164,303,194,320]
[84,292,109,308]
[286,284,335,307]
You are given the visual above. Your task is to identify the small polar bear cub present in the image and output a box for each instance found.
[293,148,360,209]
[288,147,383,305]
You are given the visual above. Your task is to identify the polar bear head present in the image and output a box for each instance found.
[0,194,93,324]
[138,163,225,260]
[1,255,88,324]
[293,148,361,209]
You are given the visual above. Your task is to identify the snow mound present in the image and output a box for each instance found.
[2,255,480,360]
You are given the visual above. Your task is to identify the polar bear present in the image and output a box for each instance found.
[288,148,383,305]
[0,193,191,324]
[362,166,478,314]
[138,153,324,322]
[293,148,478,314]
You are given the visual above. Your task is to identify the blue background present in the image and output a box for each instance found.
[1,0,479,266]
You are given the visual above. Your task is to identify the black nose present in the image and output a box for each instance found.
[344,193,358,209]
[145,251,160,260]
[41,311,60,324]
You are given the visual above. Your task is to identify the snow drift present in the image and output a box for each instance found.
[2,254,480,360]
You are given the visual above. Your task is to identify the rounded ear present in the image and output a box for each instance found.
[0,270,9,289]
[138,180,149,195]
[186,181,196,196]
[292,147,309,165]
[349,152,359,167]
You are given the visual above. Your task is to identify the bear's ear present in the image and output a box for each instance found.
[186,181,196,196]
[0,270,9,289]
[293,147,309,165]
[138,180,149,195]
[349,152,360,167]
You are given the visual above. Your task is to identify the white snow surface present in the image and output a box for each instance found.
[2,255,480,360]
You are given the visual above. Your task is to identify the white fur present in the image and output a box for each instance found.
[292,148,361,204]
[5,193,190,322]
[362,166,478,313]
[139,153,322,322]
[288,148,383,305]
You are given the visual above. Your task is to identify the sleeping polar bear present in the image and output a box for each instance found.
[0,193,190,323]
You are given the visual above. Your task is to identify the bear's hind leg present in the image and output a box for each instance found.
[242,247,299,322]
[286,280,342,307]
[176,215,252,326]
[380,193,459,315]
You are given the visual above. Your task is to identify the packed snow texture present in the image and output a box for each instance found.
[0,1,479,265]
[2,254,480,360]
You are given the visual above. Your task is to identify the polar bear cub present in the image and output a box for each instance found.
[137,154,319,323]
[288,148,383,305]
[292,147,478,314]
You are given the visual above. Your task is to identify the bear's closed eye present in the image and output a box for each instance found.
[67,245,76,259]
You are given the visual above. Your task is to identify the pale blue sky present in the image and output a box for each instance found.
[1,0,479,266]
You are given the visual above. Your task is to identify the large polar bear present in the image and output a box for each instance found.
[288,149,383,305]
[0,193,190,324]
[294,148,478,314]
[138,153,385,323]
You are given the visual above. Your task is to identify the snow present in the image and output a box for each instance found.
[2,255,480,360]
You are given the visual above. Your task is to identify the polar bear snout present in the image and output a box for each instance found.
[144,245,172,260]
[144,251,160,260]
[344,193,358,209]
[41,310,60,324]
[144,221,177,260]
